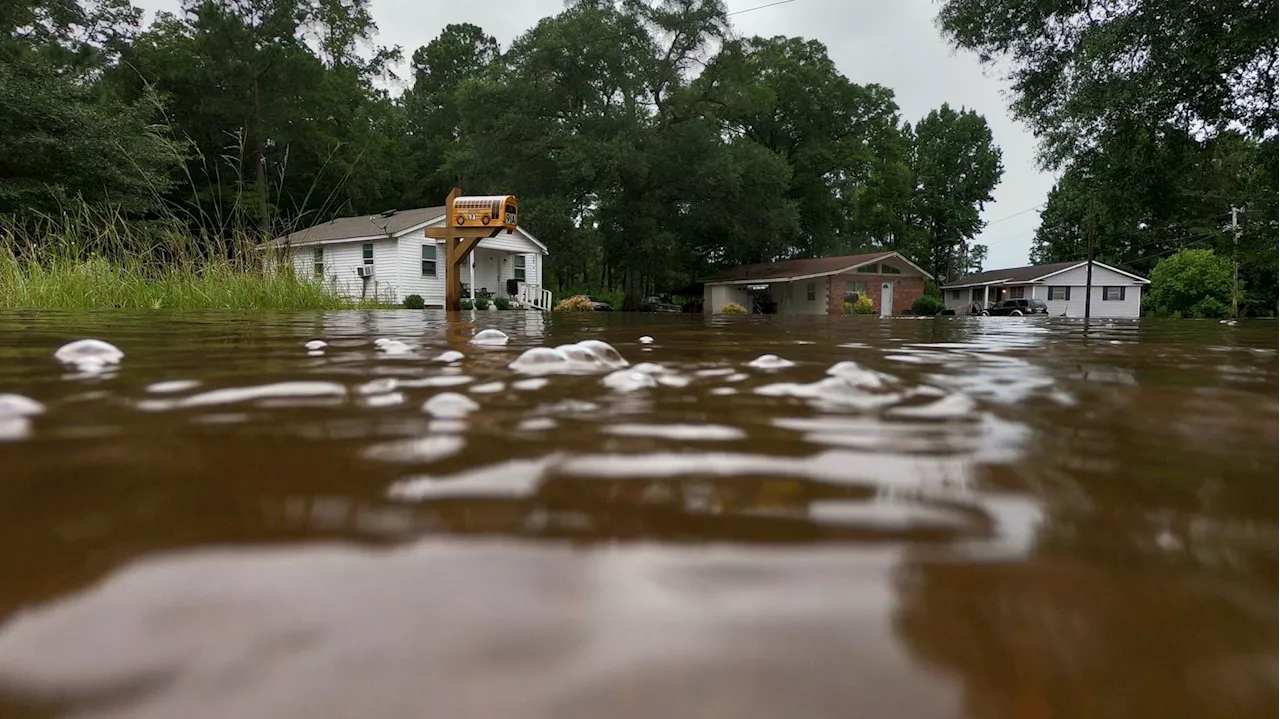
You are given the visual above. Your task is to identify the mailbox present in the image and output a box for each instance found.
[449,195,518,232]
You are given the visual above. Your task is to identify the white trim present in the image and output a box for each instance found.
[401,215,549,254]
[705,251,932,286]
[1031,260,1151,284]
[262,234,385,250]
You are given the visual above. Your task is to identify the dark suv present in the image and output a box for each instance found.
[988,298,1049,316]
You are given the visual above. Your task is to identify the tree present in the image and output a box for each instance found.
[0,0,181,217]
[905,104,1003,283]
[1146,249,1234,318]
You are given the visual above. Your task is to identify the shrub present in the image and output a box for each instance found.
[1147,249,1234,318]
[554,294,596,312]
[841,301,854,315]
[493,296,509,310]
[474,297,491,310]
[720,301,747,314]
[911,295,944,316]
[459,299,474,310]
[851,292,875,314]
[403,294,425,309]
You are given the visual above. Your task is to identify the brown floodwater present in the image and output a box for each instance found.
[0,310,1275,719]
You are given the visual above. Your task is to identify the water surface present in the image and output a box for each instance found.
[0,311,1275,718]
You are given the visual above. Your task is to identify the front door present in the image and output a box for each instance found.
[880,282,892,317]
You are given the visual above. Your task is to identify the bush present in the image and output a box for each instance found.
[459,299,474,310]
[493,296,509,310]
[474,297,491,310]
[403,294,425,309]
[911,295,944,316]
[720,301,747,314]
[844,292,875,314]
[1147,249,1234,318]
[554,295,596,312]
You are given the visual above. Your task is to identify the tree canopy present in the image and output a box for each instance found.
[3,0,1009,304]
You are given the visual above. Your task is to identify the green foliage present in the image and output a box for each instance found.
[911,295,945,316]
[841,301,853,315]
[851,293,875,314]
[403,294,424,309]
[554,295,596,312]
[720,301,747,315]
[473,296,490,310]
[492,296,508,310]
[1146,249,1235,318]
[459,299,474,310]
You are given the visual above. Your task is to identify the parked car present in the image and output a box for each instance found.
[987,298,1049,316]
[585,296,614,311]
[640,295,681,313]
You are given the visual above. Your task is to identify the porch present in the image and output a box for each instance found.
[461,247,551,311]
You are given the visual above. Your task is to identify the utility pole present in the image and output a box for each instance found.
[1230,206,1241,318]
[1084,204,1096,321]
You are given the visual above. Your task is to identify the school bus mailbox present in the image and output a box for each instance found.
[449,195,519,232]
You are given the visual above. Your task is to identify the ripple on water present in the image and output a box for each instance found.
[362,435,464,463]
[136,381,347,411]
[603,423,747,441]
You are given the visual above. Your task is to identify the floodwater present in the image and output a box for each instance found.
[0,310,1275,719]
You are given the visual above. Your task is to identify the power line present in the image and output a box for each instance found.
[982,202,1046,228]
[728,0,800,17]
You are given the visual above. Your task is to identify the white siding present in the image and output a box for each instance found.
[295,239,398,302]
[397,238,446,306]
[706,284,740,313]
[794,277,828,315]
[1037,265,1144,318]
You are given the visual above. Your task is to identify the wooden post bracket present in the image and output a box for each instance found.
[425,188,502,311]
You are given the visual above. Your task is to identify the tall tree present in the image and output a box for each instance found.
[906,104,1003,283]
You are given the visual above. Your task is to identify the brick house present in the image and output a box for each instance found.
[700,251,931,316]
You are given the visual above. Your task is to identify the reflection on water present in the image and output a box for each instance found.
[0,311,1275,718]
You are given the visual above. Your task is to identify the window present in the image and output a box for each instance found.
[1008,286,1025,299]
[846,280,868,298]
[362,243,373,266]
[421,244,436,276]
[951,290,961,301]
[1103,286,1125,301]
[312,247,324,278]
[806,282,816,301]
[1048,286,1070,301]
[514,254,526,282]
[880,263,902,274]
[856,264,877,273]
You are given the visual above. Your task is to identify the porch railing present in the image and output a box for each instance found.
[517,284,553,311]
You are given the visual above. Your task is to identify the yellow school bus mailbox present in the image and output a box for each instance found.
[449,195,518,232]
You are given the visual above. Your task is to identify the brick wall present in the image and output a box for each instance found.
[825,274,926,315]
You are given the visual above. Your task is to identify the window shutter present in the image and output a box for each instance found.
[1065,286,1071,301]
[1120,287,1126,301]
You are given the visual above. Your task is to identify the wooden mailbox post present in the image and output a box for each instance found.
[424,188,519,311]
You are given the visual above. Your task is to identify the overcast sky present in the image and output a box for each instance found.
[135,0,1057,269]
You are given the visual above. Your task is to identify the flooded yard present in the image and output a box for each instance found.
[0,311,1275,719]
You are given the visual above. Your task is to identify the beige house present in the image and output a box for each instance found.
[700,251,932,316]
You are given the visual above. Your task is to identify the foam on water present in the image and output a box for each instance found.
[746,354,796,370]
[362,435,465,463]
[304,340,328,351]
[471,329,509,346]
[137,381,347,410]
[422,392,480,418]
[0,394,43,441]
[53,339,124,374]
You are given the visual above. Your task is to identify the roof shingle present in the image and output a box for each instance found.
[699,252,895,283]
[272,206,447,246]
[942,260,1083,288]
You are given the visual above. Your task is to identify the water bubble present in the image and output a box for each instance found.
[356,378,399,395]
[362,392,406,408]
[508,340,627,375]
[434,350,464,363]
[554,344,604,366]
[826,361,899,390]
[576,340,627,368]
[746,354,795,370]
[509,347,568,374]
[146,380,201,394]
[602,369,658,392]
[471,329,509,346]
[512,377,549,391]
[375,339,414,355]
[53,339,124,374]
[0,394,43,418]
[422,392,480,418]
[304,340,328,350]
[469,381,505,394]
[638,336,654,344]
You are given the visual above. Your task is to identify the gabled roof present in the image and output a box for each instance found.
[700,251,932,284]
[271,206,446,247]
[942,260,1149,288]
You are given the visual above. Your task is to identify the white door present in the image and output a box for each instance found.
[880,282,892,317]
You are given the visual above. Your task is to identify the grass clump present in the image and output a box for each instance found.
[719,301,747,314]
[0,207,386,310]
[493,296,509,310]
[554,295,595,312]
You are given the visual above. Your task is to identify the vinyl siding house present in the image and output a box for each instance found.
[941,260,1149,318]
[701,251,932,316]
[267,206,552,310]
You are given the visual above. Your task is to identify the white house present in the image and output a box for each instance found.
[941,260,1150,318]
[267,206,552,310]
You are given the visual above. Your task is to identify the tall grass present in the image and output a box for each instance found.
[0,205,372,310]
